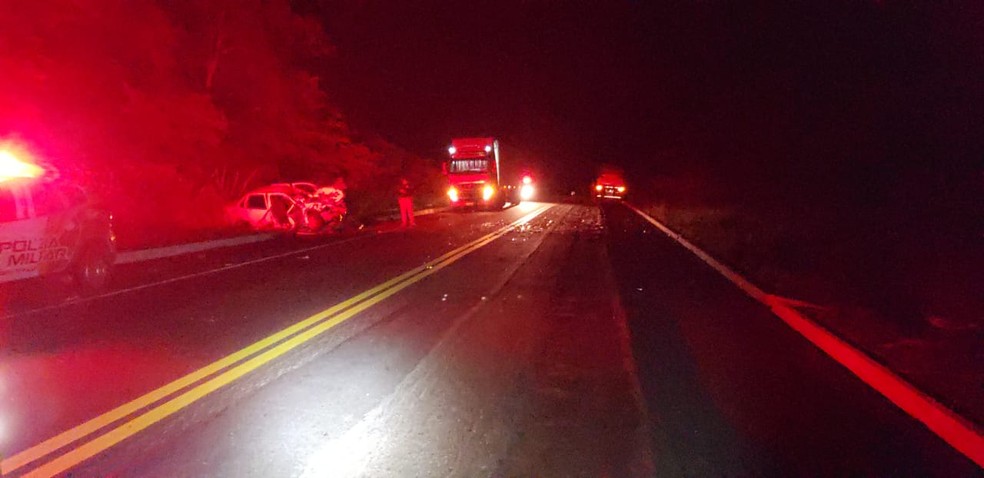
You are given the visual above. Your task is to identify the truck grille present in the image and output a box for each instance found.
[456,182,482,200]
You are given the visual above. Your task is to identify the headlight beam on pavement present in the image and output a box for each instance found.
[5,205,553,478]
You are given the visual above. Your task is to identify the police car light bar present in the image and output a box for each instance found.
[0,149,44,182]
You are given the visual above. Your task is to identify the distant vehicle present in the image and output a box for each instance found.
[519,174,536,201]
[444,137,526,210]
[594,165,626,200]
[0,148,116,292]
[228,184,301,231]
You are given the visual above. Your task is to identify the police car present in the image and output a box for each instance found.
[0,148,116,293]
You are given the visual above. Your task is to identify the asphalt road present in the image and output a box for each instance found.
[0,201,978,477]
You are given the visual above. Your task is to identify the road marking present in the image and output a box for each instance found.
[115,233,277,264]
[626,203,984,468]
[6,205,552,477]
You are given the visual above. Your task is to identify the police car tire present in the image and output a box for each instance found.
[73,244,112,294]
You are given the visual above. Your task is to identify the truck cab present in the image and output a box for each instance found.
[0,150,116,292]
[445,137,520,210]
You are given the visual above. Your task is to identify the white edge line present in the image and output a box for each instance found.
[626,203,984,468]
[374,206,449,221]
[115,234,277,264]
[415,206,448,216]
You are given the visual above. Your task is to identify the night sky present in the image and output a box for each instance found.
[307,1,983,197]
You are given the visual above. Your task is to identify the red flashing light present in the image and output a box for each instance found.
[0,149,43,182]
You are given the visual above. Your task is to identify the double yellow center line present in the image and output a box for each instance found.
[5,205,552,477]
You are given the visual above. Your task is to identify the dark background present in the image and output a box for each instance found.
[309,0,982,203]
[1,1,979,321]
[301,0,983,323]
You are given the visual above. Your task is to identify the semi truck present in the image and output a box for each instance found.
[444,137,530,210]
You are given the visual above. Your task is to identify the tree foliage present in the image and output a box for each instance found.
[0,0,424,240]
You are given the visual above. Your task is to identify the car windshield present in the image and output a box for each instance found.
[449,159,488,173]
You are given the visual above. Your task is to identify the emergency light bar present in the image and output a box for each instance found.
[0,149,44,182]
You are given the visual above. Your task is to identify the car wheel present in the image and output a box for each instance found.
[74,244,112,294]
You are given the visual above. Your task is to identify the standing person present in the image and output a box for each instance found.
[398,177,416,227]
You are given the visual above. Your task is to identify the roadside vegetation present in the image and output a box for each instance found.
[634,174,982,423]
[0,0,443,248]
[617,1,982,422]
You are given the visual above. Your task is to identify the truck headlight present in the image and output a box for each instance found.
[482,185,495,201]
[617,186,626,193]
[448,187,459,202]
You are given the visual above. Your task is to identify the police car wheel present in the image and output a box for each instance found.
[74,246,111,294]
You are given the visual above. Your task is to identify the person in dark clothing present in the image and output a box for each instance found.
[398,178,415,227]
